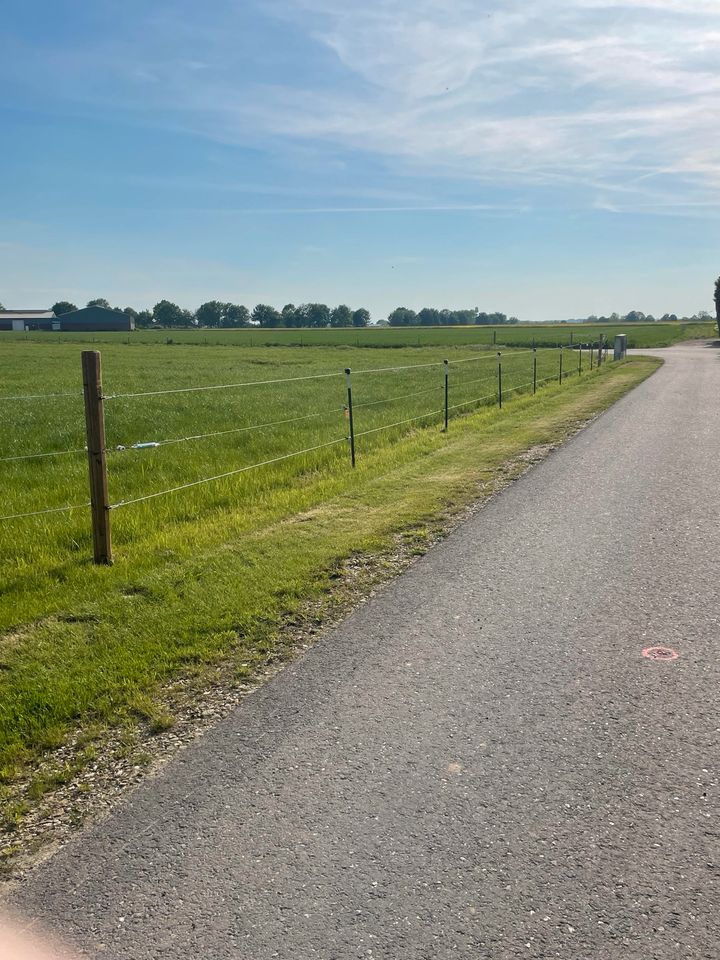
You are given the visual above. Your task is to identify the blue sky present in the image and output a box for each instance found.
[1,0,719,321]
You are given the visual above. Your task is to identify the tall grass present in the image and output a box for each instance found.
[1,343,577,588]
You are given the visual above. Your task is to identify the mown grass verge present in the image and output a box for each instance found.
[0,356,660,870]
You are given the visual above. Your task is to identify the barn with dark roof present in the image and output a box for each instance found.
[53,305,135,331]
[0,305,134,332]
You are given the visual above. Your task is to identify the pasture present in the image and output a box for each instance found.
[0,337,659,822]
[1,319,714,350]
[4,340,585,598]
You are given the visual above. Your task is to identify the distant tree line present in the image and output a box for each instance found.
[387,308,519,326]
[564,310,714,324]
[47,299,371,329]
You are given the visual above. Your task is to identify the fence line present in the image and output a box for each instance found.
[1,343,620,538]
[108,438,348,510]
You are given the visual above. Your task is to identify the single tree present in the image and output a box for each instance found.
[224,303,250,328]
[196,301,226,328]
[87,298,110,309]
[305,303,331,327]
[352,308,370,328]
[417,308,440,326]
[152,300,185,327]
[135,310,153,328]
[330,304,353,328]
[252,304,282,327]
[52,300,77,316]
[123,306,138,321]
[388,307,417,326]
[281,303,299,327]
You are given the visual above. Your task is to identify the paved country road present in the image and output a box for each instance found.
[10,342,720,959]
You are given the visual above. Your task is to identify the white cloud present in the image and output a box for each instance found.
[236,0,720,210]
[6,0,720,214]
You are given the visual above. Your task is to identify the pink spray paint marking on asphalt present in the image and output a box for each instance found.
[642,646,679,661]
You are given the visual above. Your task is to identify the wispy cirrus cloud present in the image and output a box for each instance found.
[4,0,720,214]
[243,0,720,208]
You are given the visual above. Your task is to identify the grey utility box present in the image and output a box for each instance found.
[614,334,627,360]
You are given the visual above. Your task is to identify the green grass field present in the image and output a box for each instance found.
[0,339,659,837]
[1,319,714,350]
[3,341,592,599]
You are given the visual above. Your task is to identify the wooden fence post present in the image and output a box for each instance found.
[81,351,112,564]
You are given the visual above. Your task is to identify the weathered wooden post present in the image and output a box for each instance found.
[81,351,112,564]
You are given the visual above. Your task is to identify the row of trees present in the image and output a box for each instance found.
[152,301,371,328]
[48,299,371,329]
[387,308,519,327]
[565,311,715,324]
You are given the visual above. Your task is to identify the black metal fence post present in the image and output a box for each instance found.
[497,352,502,409]
[81,351,112,565]
[443,359,449,432]
[345,367,356,468]
[578,345,582,375]
[533,348,537,395]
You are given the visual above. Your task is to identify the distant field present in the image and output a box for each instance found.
[0,320,713,350]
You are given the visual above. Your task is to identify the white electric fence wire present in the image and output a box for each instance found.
[113,387,448,450]
[447,393,497,411]
[452,373,497,390]
[353,385,443,409]
[0,502,90,522]
[352,360,444,375]
[109,438,347,509]
[447,349,534,365]
[104,370,344,400]
[114,409,341,451]
[0,447,86,463]
[0,391,80,401]
[353,409,444,438]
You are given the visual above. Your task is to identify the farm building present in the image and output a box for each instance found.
[0,310,56,332]
[0,305,134,332]
[51,305,135,331]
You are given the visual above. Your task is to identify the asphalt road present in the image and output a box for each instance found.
[11,342,720,959]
